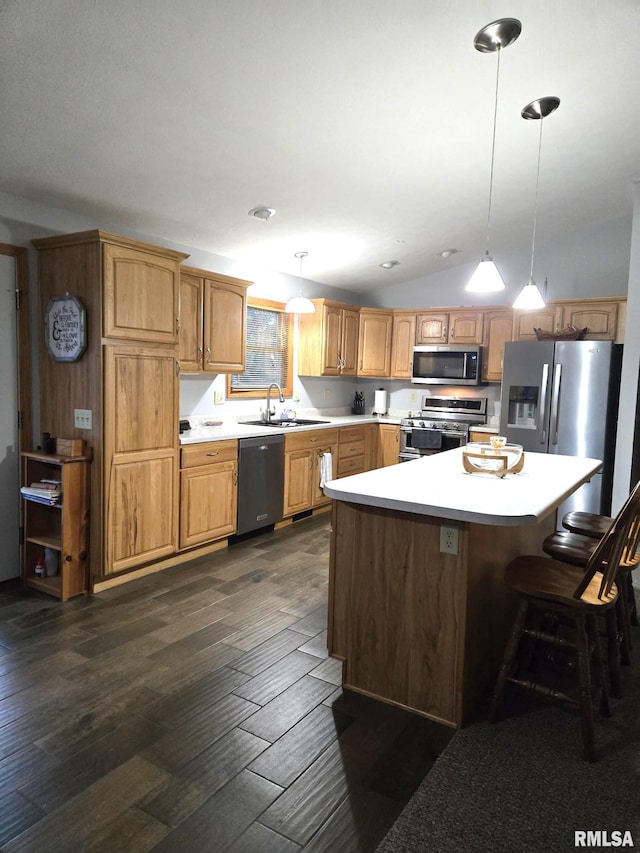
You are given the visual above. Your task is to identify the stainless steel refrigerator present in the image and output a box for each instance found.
[500,340,622,517]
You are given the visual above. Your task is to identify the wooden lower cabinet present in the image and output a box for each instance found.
[107,452,178,573]
[337,426,366,477]
[378,423,401,467]
[283,429,338,516]
[104,344,180,576]
[179,440,238,548]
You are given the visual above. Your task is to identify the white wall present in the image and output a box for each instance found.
[365,213,632,309]
[612,183,640,511]
[0,189,631,440]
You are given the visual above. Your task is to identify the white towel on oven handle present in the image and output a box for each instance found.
[320,451,333,488]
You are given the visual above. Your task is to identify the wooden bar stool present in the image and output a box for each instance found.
[489,482,640,761]
[542,529,627,698]
[562,509,638,627]
[545,495,640,697]
[563,511,612,539]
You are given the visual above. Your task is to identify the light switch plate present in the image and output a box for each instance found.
[214,391,224,405]
[74,408,92,430]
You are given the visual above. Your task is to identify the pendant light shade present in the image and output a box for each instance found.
[285,251,315,314]
[513,97,560,311]
[466,251,505,293]
[466,18,522,294]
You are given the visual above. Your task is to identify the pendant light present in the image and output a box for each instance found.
[285,251,315,314]
[513,97,560,310]
[466,18,521,293]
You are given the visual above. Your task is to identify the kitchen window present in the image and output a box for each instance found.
[227,298,293,398]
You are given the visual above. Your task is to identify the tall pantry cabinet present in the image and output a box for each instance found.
[32,230,189,583]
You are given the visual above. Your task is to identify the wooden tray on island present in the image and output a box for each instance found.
[462,443,525,478]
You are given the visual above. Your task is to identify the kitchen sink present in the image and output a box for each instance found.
[241,418,331,428]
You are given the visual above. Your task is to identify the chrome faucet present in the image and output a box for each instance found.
[263,383,285,422]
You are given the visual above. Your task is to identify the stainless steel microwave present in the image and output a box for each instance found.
[411,345,484,385]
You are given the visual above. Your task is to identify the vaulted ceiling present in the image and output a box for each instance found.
[1,1,639,292]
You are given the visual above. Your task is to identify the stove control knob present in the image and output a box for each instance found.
[418,420,425,427]
[407,419,414,426]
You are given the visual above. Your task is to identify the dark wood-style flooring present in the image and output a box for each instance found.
[0,513,453,852]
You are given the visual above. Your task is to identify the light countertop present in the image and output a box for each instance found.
[179,414,402,444]
[323,448,602,526]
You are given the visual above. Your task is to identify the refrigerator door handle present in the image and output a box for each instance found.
[550,363,562,446]
[539,363,550,444]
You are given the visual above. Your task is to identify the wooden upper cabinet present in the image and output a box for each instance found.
[448,310,484,344]
[358,309,392,377]
[512,300,621,342]
[203,277,247,372]
[513,305,563,341]
[416,310,483,345]
[390,312,417,379]
[103,241,184,343]
[341,309,360,375]
[482,309,513,383]
[298,300,360,376]
[178,267,250,373]
[561,300,618,340]
[416,312,448,344]
[178,272,203,370]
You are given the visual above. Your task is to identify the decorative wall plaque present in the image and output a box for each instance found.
[44,294,87,362]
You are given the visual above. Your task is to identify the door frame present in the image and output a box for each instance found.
[0,243,32,457]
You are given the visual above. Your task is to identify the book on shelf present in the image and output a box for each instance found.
[21,480,62,504]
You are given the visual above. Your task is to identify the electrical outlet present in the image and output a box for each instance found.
[409,390,418,403]
[324,388,331,400]
[293,391,300,403]
[214,390,224,405]
[74,408,92,430]
[440,525,459,555]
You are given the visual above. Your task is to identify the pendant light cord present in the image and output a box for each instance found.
[485,46,502,251]
[529,116,545,282]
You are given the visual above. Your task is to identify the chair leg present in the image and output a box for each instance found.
[616,594,632,666]
[488,600,529,723]
[576,613,596,762]
[588,613,610,719]
[604,607,622,699]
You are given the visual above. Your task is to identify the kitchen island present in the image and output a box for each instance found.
[323,448,602,728]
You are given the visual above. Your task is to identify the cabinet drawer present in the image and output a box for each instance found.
[338,440,365,460]
[181,440,237,468]
[285,429,339,452]
[339,426,365,444]
[337,455,365,477]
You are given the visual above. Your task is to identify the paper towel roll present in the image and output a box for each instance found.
[374,388,388,415]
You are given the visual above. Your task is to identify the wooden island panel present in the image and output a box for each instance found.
[328,499,555,727]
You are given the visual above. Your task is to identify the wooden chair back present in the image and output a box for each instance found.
[574,480,640,601]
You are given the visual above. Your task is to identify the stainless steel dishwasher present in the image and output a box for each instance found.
[236,434,285,535]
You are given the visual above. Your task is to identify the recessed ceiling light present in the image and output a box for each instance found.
[380,260,400,269]
[437,248,458,258]
[248,206,276,221]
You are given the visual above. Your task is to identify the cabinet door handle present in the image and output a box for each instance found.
[206,451,220,457]
[175,359,180,376]
[176,316,181,334]
[206,347,211,362]
[233,471,238,485]
[198,346,203,357]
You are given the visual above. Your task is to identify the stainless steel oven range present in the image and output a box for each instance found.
[399,396,487,462]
